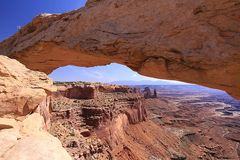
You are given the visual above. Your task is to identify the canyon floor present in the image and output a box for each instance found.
[143,85,240,160]
[49,82,240,160]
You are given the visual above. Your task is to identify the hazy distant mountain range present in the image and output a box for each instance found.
[110,80,188,86]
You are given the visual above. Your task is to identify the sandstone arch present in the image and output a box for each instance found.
[0,0,240,98]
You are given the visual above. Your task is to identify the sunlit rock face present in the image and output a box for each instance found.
[50,82,147,159]
[0,113,72,160]
[0,0,240,98]
[0,55,55,116]
[0,56,71,160]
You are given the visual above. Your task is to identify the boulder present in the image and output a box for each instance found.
[0,113,72,160]
[3,135,72,160]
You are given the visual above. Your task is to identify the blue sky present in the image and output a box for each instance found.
[48,64,187,84]
[0,0,186,84]
[49,63,162,82]
[0,0,87,41]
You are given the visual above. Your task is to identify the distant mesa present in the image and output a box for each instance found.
[143,87,157,99]
[111,80,188,86]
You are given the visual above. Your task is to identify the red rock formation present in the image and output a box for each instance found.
[0,0,239,98]
[124,100,147,124]
[55,83,96,99]
[0,56,71,160]
[0,55,55,116]
[143,87,152,99]
[143,87,158,99]
[153,89,158,98]
[50,82,147,159]
[51,82,146,128]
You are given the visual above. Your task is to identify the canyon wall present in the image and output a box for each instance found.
[0,0,240,98]
[50,82,147,159]
[0,55,71,160]
[51,83,214,160]
[52,82,147,128]
[0,56,55,116]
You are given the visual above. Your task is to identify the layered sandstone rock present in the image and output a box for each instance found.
[54,82,96,99]
[52,82,146,127]
[0,113,72,160]
[0,55,55,116]
[0,56,71,160]
[0,0,240,98]
[50,82,147,159]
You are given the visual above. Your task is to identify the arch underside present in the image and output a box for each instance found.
[0,0,239,98]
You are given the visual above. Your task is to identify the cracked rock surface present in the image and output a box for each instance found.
[0,113,72,160]
[0,55,55,116]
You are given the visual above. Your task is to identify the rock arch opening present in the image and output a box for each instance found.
[48,63,240,100]
[48,63,189,84]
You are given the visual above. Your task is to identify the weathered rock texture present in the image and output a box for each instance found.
[50,82,147,159]
[0,55,55,116]
[0,0,240,98]
[0,113,72,160]
[0,56,71,160]
[55,82,96,99]
[51,82,232,160]
[52,82,146,128]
